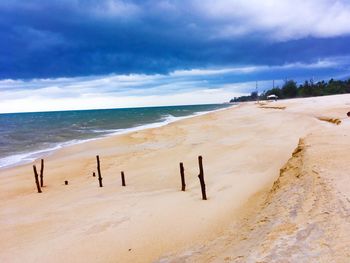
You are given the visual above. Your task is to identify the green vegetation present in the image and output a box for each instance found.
[230,78,350,102]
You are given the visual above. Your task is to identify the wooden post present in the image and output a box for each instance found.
[93,172,96,177]
[33,165,42,193]
[180,162,186,191]
[197,156,207,200]
[65,180,68,185]
[40,159,44,187]
[96,155,103,187]
[121,171,126,186]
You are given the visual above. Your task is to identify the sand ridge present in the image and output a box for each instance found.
[162,134,350,262]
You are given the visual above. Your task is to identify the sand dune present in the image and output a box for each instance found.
[1,94,350,262]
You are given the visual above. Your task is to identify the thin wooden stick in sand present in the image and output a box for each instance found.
[180,162,186,191]
[40,159,44,187]
[33,165,42,193]
[121,171,126,186]
[96,155,103,187]
[197,156,207,200]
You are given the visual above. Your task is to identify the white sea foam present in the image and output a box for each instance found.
[0,139,91,169]
[0,105,233,170]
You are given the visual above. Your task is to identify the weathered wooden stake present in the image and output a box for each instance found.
[65,180,68,185]
[33,165,42,193]
[93,172,96,177]
[96,155,103,187]
[40,159,44,187]
[197,156,207,200]
[180,162,186,191]
[121,171,126,186]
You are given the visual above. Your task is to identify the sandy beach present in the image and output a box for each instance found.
[1,94,350,262]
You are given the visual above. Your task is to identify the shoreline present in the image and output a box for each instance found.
[0,104,234,171]
[1,94,349,262]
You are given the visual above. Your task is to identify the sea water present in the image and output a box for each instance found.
[0,104,231,168]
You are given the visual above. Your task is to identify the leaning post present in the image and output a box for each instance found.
[96,155,103,187]
[121,171,126,186]
[180,162,186,191]
[197,156,207,200]
[33,165,42,193]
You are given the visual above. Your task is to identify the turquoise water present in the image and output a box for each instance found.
[0,104,230,168]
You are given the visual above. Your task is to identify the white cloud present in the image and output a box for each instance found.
[171,57,344,77]
[89,0,140,18]
[171,66,261,77]
[0,57,347,113]
[193,0,350,40]
[0,90,245,113]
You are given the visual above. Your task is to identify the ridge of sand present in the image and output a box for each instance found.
[259,105,286,110]
[317,116,342,125]
[157,129,350,262]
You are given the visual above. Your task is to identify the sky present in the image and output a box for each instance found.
[1,0,350,113]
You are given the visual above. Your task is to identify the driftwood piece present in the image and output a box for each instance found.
[65,180,68,185]
[180,162,186,191]
[197,156,207,200]
[33,165,42,193]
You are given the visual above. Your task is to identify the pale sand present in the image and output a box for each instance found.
[1,94,350,262]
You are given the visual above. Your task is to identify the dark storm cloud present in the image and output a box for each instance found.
[1,0,350,79]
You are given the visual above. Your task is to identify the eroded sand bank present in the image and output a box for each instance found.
[1,94,349,262]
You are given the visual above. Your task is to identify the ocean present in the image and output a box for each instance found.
[0,104,231,169]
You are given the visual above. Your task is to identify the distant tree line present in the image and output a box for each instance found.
[230,78,350,102]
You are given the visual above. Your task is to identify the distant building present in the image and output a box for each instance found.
[267,94,278,101]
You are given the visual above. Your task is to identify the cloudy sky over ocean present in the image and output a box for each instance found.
[1,0,350,112]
